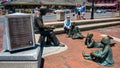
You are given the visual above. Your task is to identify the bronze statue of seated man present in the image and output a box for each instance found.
[34,11,64,47]
[82,35,115,66]
[68,23,85,39]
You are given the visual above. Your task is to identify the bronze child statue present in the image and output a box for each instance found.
[85,33,104,48]
[82,35,116,66]
[68,23,85,39]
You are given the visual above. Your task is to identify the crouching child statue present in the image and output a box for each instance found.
[68,23,85,39]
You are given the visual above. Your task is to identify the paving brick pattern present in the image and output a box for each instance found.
[0,25,120,68]
[0,26,4,51]
[43,25,120,68]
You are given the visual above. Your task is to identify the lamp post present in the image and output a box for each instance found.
[91,0,94,19]
[118,0,120,16]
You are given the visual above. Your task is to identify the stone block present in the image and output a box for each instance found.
[0,45,41,68]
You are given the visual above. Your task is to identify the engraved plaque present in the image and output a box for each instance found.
[4,13,35,51]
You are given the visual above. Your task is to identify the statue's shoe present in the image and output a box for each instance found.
[54,43,65,47]
[58,43,65,47]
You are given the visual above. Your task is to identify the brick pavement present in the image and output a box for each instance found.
[0,26,4,51]
[0,25,120,68]
[43,25,120,68]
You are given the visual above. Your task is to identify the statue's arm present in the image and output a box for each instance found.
[87,39,94,48]
[91,45,109,58]
[35,18,55,29]
[100,45,109,58]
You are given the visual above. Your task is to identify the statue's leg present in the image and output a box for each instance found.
[38,35,46,46]
[82,51,91,57]
[68,29,73,37]
[82,52,92,60]
[46,36,52,45]
[78,33,85,39]
[38,35,46,55]
[48,31,60,46]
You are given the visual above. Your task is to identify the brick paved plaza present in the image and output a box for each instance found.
[0,25,120,68]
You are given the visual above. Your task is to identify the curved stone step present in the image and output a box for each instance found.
[45,17,120,28]
[53,21,120,34]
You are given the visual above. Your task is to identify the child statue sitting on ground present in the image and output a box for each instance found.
[68,23,85,39]
[82,35,116,66]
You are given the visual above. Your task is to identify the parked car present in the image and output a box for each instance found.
[96,9,102,13]
[48,9,55,13]
[53,10,57,14]
[63,9,71,14]
[102,9,106,13]
[53,9,71,14]
[89,8,95,12]
[96,9,106,13]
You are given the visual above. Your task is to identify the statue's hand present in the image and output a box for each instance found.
[49,25,55,29]
[45,25,55,29]
[91,52,102,58]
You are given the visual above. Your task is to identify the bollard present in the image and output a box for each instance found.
[56,10,65,21]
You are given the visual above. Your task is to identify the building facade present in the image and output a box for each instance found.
[2,0,87,8]
[0,0,88,13]
[87,0,119,11]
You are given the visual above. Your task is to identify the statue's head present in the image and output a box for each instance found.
[86,33,93,39]
[101,36,113,45]
[40,6,47,16]
[35,11,40,17]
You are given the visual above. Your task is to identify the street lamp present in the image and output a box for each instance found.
[118,0,120,16]
[91,0,94,19]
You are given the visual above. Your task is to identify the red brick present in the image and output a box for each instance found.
[0,25,120,68]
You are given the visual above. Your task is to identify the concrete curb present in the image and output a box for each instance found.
[42,44,68,57]
[43,17,120,34]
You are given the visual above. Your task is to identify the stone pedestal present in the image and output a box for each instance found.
[56,10,65,21]
[115,11,120,17]
[0,9,2,15]
[0,61,39,68]
[119,11,120,16]
[0,45,41,68]
[0,13,41,68]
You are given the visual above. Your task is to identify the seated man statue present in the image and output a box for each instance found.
[34,8,64,47]
[85,33,104,48]
[68,23,85,39]
[82,36,115,66]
